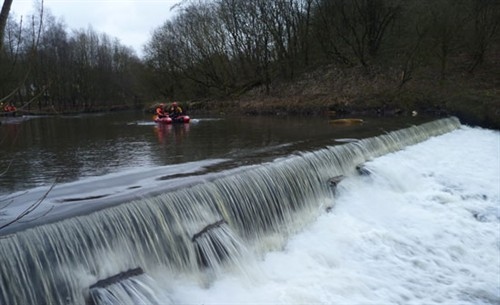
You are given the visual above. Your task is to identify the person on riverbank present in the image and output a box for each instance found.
[167,102,183,118]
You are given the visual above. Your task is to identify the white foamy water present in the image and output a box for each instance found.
[155,126,499,304]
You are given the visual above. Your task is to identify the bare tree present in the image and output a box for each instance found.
[217,0,273,92]
[0,0,54,231]
[0,0,14,53]
[466,0,499,73]
[143,0,499,102]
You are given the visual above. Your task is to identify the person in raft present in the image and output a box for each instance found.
[156,103,167,118]
[2,102,17,116]
[167,101,183,118]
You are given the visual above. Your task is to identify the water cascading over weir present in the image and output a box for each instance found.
[0,117,461,305]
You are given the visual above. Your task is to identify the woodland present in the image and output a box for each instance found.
[1,0,499,128]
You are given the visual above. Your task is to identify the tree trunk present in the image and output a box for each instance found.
[0,0,14,52]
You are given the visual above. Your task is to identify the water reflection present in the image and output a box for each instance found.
[155,123,190,145]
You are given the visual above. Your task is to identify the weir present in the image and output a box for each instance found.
[0,117,461,305]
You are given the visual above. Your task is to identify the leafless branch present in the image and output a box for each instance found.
[0,180,56,231]
[0,190,29,209]
[0,158,15,177]
[17,205,55,223]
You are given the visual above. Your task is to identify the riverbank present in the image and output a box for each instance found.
[5,65,498,130]
[184,64,499,129]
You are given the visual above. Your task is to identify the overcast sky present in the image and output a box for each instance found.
[10,0,180,57]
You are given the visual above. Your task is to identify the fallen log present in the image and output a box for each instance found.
[328,175,344,188]
[329,118,364,125]
[191,219,227,242]
[192,219,232,269]
[328,175,344,197]
[356,165,372,176]
[89,267,144,290]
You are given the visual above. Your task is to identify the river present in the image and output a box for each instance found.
[0,113,498,305]
[0,111,432,195]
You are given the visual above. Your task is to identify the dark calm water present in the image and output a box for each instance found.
[0,111,434,195]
